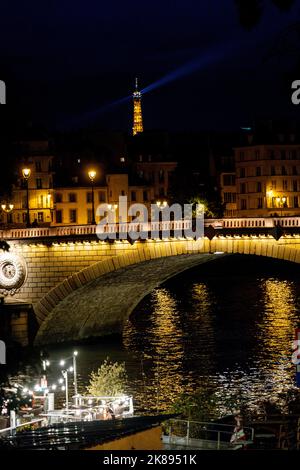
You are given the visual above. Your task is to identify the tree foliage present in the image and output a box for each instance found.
[0,385,32,414]
[189,196,225,219]
[86,358,127,397]
[169,163,225,218]
[170,390,219,422]
[0,240,10,252]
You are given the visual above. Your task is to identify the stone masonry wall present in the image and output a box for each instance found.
[7,235,300,329]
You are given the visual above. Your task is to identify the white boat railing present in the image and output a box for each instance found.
[75,395,134,415]
[163,419,254,450]
[0,418,45,437]
[40,395,134,425]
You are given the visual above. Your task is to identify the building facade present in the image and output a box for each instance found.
[136,159,177,200]
[235,144,300,217]
[11,140,55,226]
[54,174,154,226]
[6,140,156,227]
[220,172,237,217]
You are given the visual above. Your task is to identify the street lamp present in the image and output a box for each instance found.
[61,369,69,411]
[22,168,31,228]
[88,170,97,225]
[1,203,14,225]
[42,359,50,371]
[59,353,79,407]
[156,200,167,208]
[73,351,78,399]
[41,358,50,391]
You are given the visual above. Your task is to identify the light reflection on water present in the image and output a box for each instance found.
[20,256,300,418]
[122,258,300,416]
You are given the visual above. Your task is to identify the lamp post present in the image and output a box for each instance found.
[42,359,50,372]
[1,203,14,225]
[88,170,96,225]
[61,370,69,412]
[41,359,50,390]
[73,351,78,400]
[22,168,31,227]
[60,355,78,408]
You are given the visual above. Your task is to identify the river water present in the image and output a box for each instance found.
[4,254,300,418]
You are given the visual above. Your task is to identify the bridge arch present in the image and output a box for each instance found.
[34,236,300,345]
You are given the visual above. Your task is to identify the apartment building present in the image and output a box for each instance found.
[136,158,177,199]
[220,172,237,217]
[54,174,154,225]
[11,140,55,225]
[235,144,300,217]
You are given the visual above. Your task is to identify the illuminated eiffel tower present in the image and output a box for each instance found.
[132,77,143,136]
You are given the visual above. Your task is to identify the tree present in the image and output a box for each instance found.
[170,163,225,218]
[0,384,32,414]
[170,390,219,422]
[189,196,225,219]
[169,389,251,423]
[86,358,128,397]
[0,240,10,251]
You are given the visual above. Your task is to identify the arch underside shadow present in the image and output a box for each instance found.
[34,237,300,345]
[35,253,225,345]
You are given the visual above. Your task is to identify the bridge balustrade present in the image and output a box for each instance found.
[2,217,300,240]
[207,217,300,229]
[0,220,193,239]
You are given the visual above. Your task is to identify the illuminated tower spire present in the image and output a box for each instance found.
[132,77,143,136]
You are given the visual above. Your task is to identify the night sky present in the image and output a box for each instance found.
[1,0,300,132]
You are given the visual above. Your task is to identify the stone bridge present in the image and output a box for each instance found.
[1,221,300,345]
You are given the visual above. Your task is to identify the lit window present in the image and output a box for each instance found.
[38,212,44,222]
